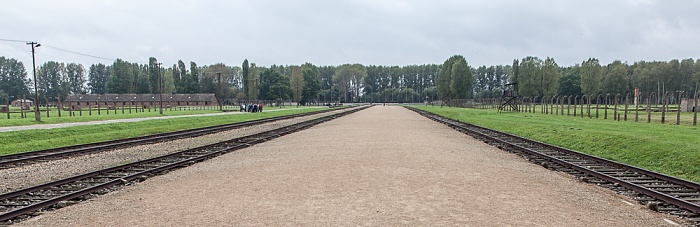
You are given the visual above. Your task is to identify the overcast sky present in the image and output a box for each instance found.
[1,0,699,70]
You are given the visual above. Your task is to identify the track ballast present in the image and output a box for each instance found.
[406,106,700,224]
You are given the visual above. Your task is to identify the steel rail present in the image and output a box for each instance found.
[0,107,344,169]
[406,106,700,217]
[0,106,368,223]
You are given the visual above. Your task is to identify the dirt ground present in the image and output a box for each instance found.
[17,105,685,226]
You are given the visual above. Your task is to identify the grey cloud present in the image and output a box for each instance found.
[1,0,699,69]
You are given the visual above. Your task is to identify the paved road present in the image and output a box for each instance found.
[0,107,323,133]
[17,106,684,226]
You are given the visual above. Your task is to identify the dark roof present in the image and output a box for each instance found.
[65,94,216,102]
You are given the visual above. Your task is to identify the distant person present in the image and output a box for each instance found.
[259,103,263,112]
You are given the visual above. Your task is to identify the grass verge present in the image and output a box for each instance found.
[0,105,314,127]
[413,105,700,183]
[0,107,330,155]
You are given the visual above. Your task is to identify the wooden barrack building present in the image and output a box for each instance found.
[64,94,217,110]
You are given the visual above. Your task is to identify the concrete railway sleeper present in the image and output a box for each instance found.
[0,107,346,170]
[405,106,700,224]
[0,105,369,224]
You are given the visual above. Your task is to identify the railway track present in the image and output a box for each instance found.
[406,106,700,224]
[0,105,368,224]
[0,107,344,169]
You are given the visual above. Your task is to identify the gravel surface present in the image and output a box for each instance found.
[0,107,352,194]
[14,106,687,226]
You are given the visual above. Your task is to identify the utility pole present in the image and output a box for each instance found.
[157,62,163,114]
[27,42,41,121]
[216,72,222,111]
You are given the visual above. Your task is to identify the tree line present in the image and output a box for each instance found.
[1,55,700,105]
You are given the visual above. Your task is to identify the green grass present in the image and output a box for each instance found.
[413,105,700,183]
[0,107,331,155]
[0,105,312,127]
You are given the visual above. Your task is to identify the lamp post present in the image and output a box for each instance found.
[27,42,41,121]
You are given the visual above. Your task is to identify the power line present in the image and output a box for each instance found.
[2,38,150,65]
[0,38,31,43]
[43,45,115,61]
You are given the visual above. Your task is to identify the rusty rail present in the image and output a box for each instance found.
[406,106,700,221]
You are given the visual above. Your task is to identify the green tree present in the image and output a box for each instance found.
[242,59,250,99]
[694,59,700,94]
[148,57,158,93]
[518,56,542,97]
[450,57,472,99]
[162,67,175,94]
[290,66,303,102]
[171,64,180,93]
[679,58,694,92]
[177,60,187,93]
[541,57,560,96]
[107,59,134,94]
[0,56,30,99]
[437,56,456,100]
[248,63,259,100]
[136,70,150,93]
[511,59,519,91]
[300,63,320,105]
[88,63,109,94]
[334,64,367,102]
[36,61,68,101]
[558,65,582,96]
[602,60,630,95]
[65,63,86,94]
[580,58,602,96]
[190,61,199,93]
[258,69,291,101]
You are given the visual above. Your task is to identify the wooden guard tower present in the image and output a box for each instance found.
[498,83,518,112]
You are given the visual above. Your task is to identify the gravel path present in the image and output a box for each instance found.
[0,107,323,132]
[15,106,686,226]
[0,107,349,194]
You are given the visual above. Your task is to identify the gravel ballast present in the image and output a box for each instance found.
[14,106,687,226]
[0,108,349,194]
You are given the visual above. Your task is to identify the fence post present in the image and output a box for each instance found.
[580,95,585,118]
[604,94,610,119]
[5,96,9,119]
[635,92,640,122]
[21,95,25,118]
[676,91,684,125]
[624,93,630,121]
[45,97,50,118]
[662,91,670,124]
[587,94,592,118]
[694,91,699,126]
[573,95,578,117]
[560,96,565,115]
[647,92,654,123]
[561,95,571,116]
[551,95,556,115]
[57,94,62,117]
[614,94,619,120]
